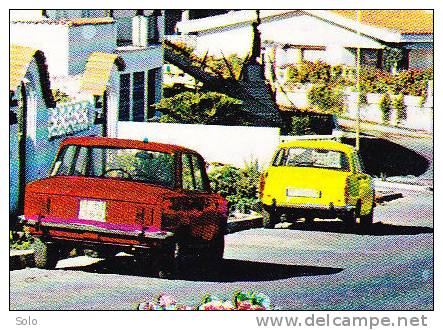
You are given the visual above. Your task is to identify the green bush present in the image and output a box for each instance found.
[307,83,345,113]
[392,93,407,122]
[287,61,335,85]
[208,161,262,214]
[155,91,242,125]
[290,116,313,135]
[10,231,32,250]
[357,92,368,106]
[52,89,72,104]
[379,93,392,123]
[285,60,432,98]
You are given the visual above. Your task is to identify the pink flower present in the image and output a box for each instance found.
[158,294,176,307]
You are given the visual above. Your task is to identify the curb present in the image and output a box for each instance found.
[374,180,433,192]
[227,216,263,234]
[375,191,403,204]
[10,250,34,270]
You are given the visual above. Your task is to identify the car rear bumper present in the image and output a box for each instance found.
[18,215,174,248]
[264,203,355,218]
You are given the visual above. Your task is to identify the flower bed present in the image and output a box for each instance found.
[136,291,272,311]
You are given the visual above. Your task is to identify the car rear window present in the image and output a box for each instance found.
[274,147,350,171]
[51,145,175,188]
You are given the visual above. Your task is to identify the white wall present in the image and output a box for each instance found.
[10,22,70,77]
[344,92,433,132]
[117,122,281,168]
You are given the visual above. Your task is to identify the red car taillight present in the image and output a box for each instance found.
[24,193,49,217]
[259,173,267,199]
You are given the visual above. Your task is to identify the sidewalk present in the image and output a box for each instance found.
[337,117,432,139]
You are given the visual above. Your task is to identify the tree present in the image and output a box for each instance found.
[155,91,242,125]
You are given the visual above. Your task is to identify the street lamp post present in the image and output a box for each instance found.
[355,10,362,151]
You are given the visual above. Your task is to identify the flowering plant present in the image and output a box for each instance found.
[136,291,272,311]
[233,290,272,310]
[137,294,194,310]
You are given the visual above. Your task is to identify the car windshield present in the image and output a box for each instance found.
[50,145,175,188]
[274,147,350,171]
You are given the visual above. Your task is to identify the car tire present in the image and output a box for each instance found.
[198,235,225,273]
[156,242,184,279]
[263,208,279,229]
[32,238,59,269]
[343,201,361,227]
[360,207,374,226]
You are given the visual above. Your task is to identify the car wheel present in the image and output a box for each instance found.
[198,235,225,273]
[156,242,184,279]
[32,238,59,269]
[360,207,374,226]
[263,208,279,229]
[343,201,361,227]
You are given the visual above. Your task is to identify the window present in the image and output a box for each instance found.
[282,148,350,171]
[182,154,207,191]
[51,145,77,176]
[73,147,89,176]
[147,68,159,118]
[353,151,366,173]
[132,72,145,122]
[272,149,285,166]
[51,145,175,188]
[119,74,130,121]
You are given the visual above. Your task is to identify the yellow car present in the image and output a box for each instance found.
[260,139,375,228]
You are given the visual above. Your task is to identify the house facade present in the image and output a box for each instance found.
[9,10,166,217]
[11,10,165,137]
[175,10,433,71]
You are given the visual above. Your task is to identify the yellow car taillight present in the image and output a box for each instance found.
[344,177,351,205]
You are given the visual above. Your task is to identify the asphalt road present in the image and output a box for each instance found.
[10,189,433,310]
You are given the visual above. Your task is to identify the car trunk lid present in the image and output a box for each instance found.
[263,166,350,207]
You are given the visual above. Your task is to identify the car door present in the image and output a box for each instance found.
[181,153,218,240]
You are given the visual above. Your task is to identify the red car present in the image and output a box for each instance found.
[19,137,228,277]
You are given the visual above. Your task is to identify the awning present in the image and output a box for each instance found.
[10,44,55,107]
[80,52,125,96]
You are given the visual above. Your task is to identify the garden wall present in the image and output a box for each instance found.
[117,122,281,168]
[276,85,433,132]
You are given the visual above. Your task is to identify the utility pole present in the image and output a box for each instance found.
[355,10,362,151]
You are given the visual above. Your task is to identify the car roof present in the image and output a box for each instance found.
[278,139,355,153]
[60,136,199,155]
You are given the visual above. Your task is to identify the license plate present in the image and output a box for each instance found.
[79,200,106,222]
[286,188,320,198]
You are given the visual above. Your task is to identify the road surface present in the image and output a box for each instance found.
[10,189,433,310]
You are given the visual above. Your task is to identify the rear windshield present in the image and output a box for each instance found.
[51,145,175,188]
[273,147,350,171]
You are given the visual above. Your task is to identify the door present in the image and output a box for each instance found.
[181,153,218,241]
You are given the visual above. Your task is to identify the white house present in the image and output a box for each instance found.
[175,10,433,71]
[9,45,104,217]
[10,10,165,137]
[9,10,166,217]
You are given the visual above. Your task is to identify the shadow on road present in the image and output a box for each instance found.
[341,137,429,177]
[284,221,433,236]
[59,256,343,282]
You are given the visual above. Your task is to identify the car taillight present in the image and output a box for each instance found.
[24,193,49,217]
[344,177,351,205]
[259,172,267,199]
